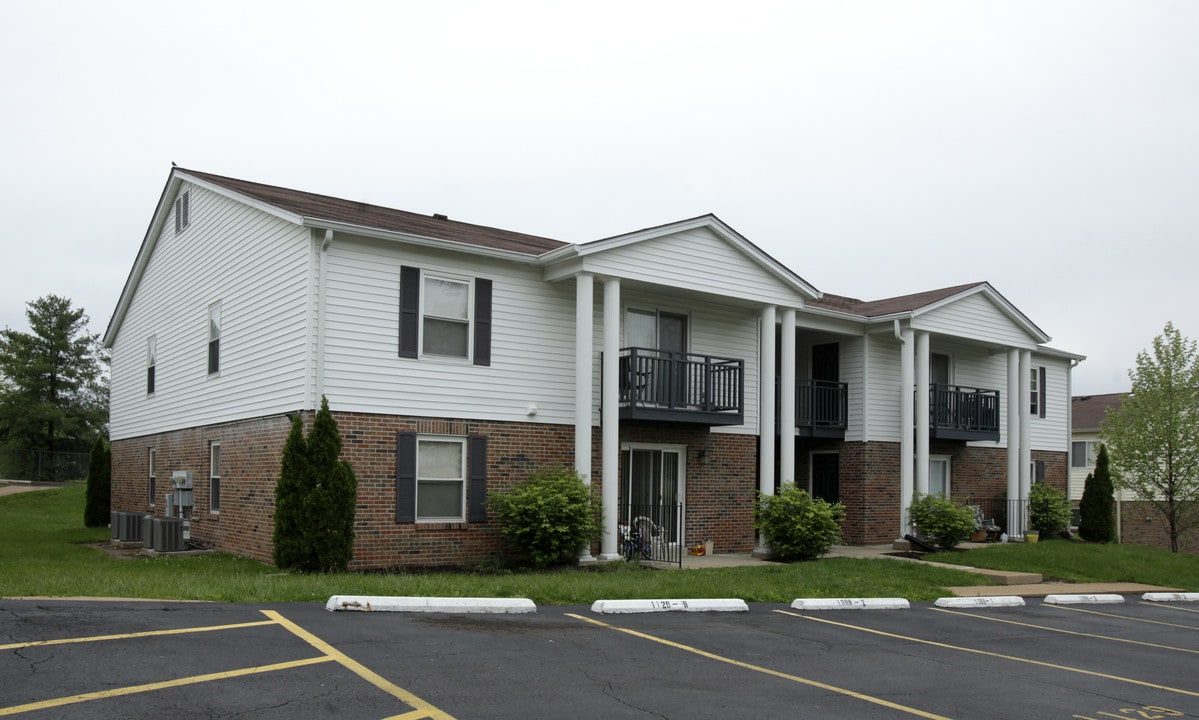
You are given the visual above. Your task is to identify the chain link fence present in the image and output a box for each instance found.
[0,448,90,482]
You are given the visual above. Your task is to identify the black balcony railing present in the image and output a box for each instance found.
[930,383,1000,441]
[797,379,849,437]
[617,348,744,426]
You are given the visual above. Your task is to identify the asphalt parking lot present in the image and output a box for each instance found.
[2,597,1198,719]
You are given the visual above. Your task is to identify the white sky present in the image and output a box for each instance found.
[3,1,1196,396]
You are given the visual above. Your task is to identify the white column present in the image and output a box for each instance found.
[574,273,595,563]
[914,331,930,497]
[1018,350,1032,537]
[599,277,622,561]
[1007,349,1021,535]
[779,308,797,487]
[898,326,915,538]
[756,306,776,556]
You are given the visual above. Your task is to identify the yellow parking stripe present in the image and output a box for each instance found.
[261,610,457,720]
[931,608,1199,655]
[1148,603,1199,616]
[0,619,278,651]
[1047,604,1199,630]
[565,613,953,720]
[0,656,333,717]
[778,610,1199,698]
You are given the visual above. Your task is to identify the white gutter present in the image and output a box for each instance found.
[315,229,333,404]
[302,218,546,265]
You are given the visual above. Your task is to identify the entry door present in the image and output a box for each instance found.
[623,447,683,544]
[811,453,840,504]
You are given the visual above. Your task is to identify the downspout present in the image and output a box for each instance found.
[315,229,333,404]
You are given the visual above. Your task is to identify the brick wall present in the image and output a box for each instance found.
[1117,501,1199,555]
[112,413,760,569]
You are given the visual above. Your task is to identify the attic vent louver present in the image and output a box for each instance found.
[432,213,448,220]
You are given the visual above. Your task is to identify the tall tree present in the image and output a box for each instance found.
[1078,444,1116,542]
[0,295,108,454]
[1101,322,1199,552]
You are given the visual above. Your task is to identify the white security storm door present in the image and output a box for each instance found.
[622,446,684,544]
[929,457,951,497]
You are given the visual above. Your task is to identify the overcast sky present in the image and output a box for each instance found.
[3,1,1196,396]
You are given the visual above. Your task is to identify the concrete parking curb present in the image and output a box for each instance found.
[590,599,748,614]
[325,595,537,613]
[1043,594,1125,605]
[1142,592,1199,603]
[791,598,910,610]
[935,596,1025,608]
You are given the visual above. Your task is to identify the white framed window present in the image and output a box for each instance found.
[1030,366,1046,417]
[207,302,221,375]
[624,308,688,353]
[422,275,471,359]
[174,190,190,234]
[146,335,157,395]
[929,456,951,497]
[209,441,221,513]
[1071,441,1099,468]
[416,437,466,521]
[148,448,157,505]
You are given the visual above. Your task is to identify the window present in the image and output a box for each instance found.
[625,309,687,353]
[148,448,157,505]
[207,302,221,375]
[1030,366,1046,417]
[415,438,465,521]
[146,335,157,394]
[929,456,951,497]
[174,190,190,234]
[930,353,951,386]
[395,433,487,523]
[1071,441,1098,468]
[209,442,221,513]
[398,267,492,365]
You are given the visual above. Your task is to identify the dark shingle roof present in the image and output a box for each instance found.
[1073,393,1124,430]
[808,282,986,317]
[178,168,568,256]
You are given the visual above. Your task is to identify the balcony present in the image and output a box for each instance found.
[795,379,849,438]
[930,383,1000,442]
[617,347,744,426]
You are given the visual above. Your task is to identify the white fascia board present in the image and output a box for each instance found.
[1035,345,1087,362]
[303,218,543,265]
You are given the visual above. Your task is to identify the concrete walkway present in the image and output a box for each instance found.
[0,481,59,497]
[673,543,1186,597]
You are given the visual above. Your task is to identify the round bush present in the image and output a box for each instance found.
[907,493,975,550]
[754,483,845,561]
[1028,481,1071,537]
[488,467,600,568]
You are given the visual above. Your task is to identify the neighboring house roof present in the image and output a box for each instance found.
[1073,393,1124,431]
[179,168,568,257]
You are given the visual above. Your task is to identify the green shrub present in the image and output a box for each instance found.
[272,397,358,572]
[1078,444,1116,542]
[1029,481,1071,537]
[488,466,600,568]
[907,493,975,550]
[83,436,110,528]
[754,483,845,561]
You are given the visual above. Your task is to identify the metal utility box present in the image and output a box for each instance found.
[171,471,194,511]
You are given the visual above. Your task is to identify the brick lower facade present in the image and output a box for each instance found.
[1116,501,1199,555]
[111,412,1070,568]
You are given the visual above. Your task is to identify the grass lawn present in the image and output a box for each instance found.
[932,537,1199,590]
[3,486,1192,603]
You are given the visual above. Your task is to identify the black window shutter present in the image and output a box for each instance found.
[473,278,492,367]
[1038,366,1047,418]
[399,266,420,358]
[1034,459,1046,483]
[181,190,190,227]
[396,432,417,522]
[174,197,182,234]
[468,435,487,522]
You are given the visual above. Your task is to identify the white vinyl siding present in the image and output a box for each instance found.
[914,292,1036,348]
[579,227,810,308]
[107,186,310,440]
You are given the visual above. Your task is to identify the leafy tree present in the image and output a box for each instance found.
[1078,444,1116,542]
[754,483,844,560]
[0,296,108,458]
[1101,322,1199,552]
[907,493,975,550]
[83,436,111,527]
[489,466,600,568]
[272,397,358,572]
[1028,481,1071,537]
